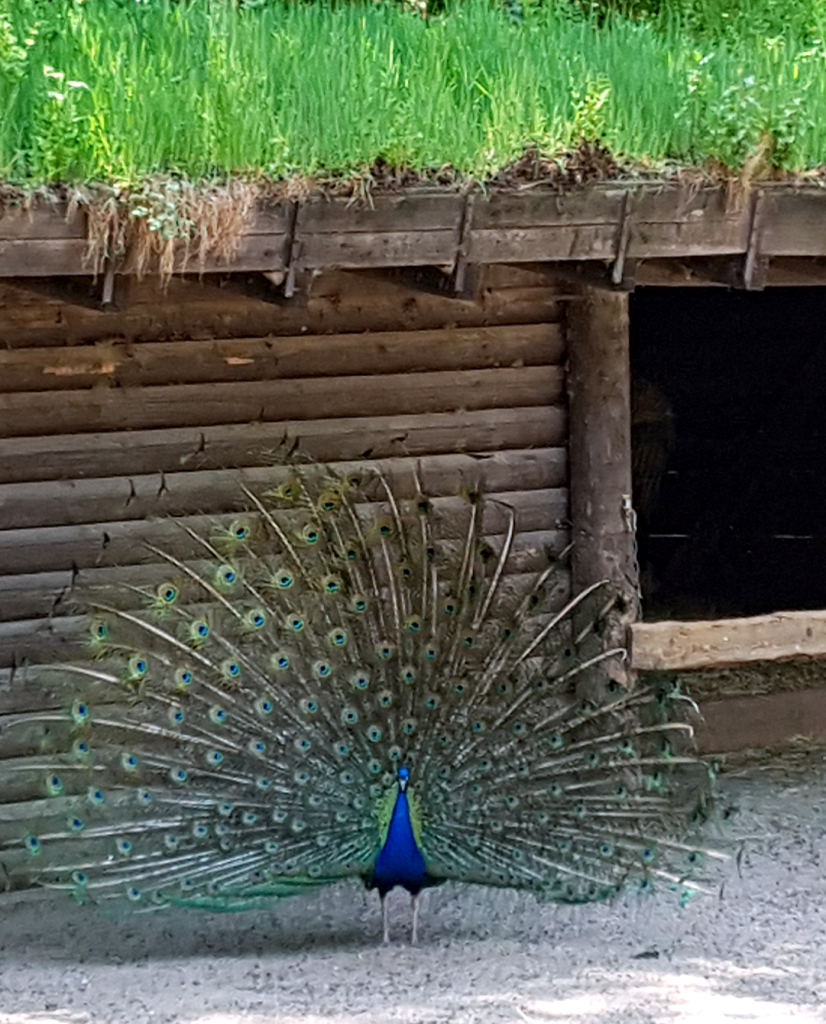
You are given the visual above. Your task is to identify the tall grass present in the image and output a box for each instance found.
[1,0,826,185]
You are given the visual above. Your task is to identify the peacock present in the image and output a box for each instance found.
[0,459,718,943]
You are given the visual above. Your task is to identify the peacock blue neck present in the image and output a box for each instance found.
[371,768,428,897]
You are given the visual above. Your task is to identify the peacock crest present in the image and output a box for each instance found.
[0,460,719,942]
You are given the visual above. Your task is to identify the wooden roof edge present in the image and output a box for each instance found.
[2,180,826,281]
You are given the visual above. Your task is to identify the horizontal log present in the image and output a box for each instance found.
[0,406,566,484]
[0,488,569,575]
[0,448,567,529]
[0,324,562,392]
[0,530,570,622]
[631,610,826,672]
[0,364,563,437]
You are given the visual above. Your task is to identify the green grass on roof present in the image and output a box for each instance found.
[1,0,826,187]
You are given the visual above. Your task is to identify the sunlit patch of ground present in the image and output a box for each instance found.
[1,756,825,1024]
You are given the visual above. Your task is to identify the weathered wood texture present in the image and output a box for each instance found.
[697,687,826,753]
[0,266,570,666]
[632,611,826,672]
[566,287,637,690]
[6,184,826,278]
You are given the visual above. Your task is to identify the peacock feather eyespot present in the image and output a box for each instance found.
[286,613,305,633]
[442,600,458,617]
[271,651,290,672]
[254,696,274,717]
[400,665,416,685]
[256,776,272,791]
[299,523,320,546]
[215,564,239,589]
[126,887,142,903]
[402,718,417,735]
[70,700,90,725]
[548,732,565,750]
[67,814,85,832]
[424,645,438,662]
[170,767,188,784]
[351,670,370,690]
[137,788,153,806]
[321,574,342,595]
[169,707,185,726]
[116,838,133,857]
[350,594,367,613]
[471,719,485,734]
[72,739,90,760]
[127,655,148,680]
[377,690,393,708]
[157,582,179,605]
[249,739,266,757]
[218,802,235,817]
[174,667,193,690]
[640,847,656,865]
[424,695,439,711]
[264,839,279,854]
[230,519,251,542]
[87,787,105,806]
[548,782,564,798]
[246,609,267,630]
[340,770,355,785]
[328,627,348,648]
[367,725,382,743]
[405,615,422,634]
[71,871,88,888]
[334,741,350,756]
[89,619,109,643]
[302,699,319,715]
[209,706,228,725]
[341,706,358,725]
[313,660,332,680]
[221,659,242,682]
[242,811,257,826]
[586,751,600,767]
[121,753,139,772]
[206,750,224,767]
[512,721,527,737]
[376,643,395,661]
[189,619,210,644]
[274,569,295,590]
[23,834,41,857]
[294,737,311,753]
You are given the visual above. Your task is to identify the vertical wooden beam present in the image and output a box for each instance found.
[566,286,638,691]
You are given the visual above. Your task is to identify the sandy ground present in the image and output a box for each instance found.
[1,755,825,1024]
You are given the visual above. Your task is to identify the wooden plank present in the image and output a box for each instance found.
[296,192,464,233]
[301,230,460,269]
[697,687,826,754]
[631,611,826,672]
[759,190,826,257]
[0,448,567,529]
[470,190,625,229]
[628,218,748,259]
[0,489,570,575]
[0,204,85,240]
[0,406,567,484]
[0,365,563,437]
[468,225,620,265]
[0,324,562,392]
[0,239,90,277]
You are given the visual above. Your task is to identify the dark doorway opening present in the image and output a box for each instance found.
[630,287,826,621]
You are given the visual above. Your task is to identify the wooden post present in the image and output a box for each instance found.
[566,286,638,692]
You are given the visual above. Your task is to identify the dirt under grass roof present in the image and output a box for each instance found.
[2,0,826,195]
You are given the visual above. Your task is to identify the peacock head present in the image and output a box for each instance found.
[397,766,410,793]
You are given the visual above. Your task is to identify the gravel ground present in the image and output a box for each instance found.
[1,755,825,1024]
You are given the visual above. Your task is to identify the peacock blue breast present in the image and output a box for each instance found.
[368,768,428,897]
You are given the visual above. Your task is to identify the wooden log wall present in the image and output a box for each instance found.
[0,264,570,668]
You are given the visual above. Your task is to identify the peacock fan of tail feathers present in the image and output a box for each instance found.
[0,460,720,943]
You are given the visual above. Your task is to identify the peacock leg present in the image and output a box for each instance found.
[381,893,390,945]
[410,892,421,946]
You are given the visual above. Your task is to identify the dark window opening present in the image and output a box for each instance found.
[630,287,826,621]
